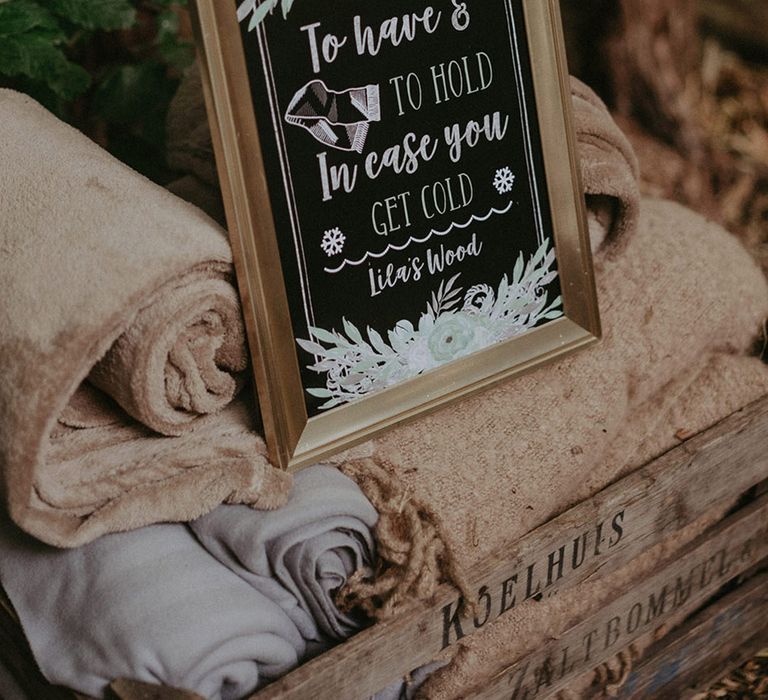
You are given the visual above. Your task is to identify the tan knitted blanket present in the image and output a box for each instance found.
[334,198,768,621]
[415,352,768,698]
[174,69,768,691]
[163,68,768,700]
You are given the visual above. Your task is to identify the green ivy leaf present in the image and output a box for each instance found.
[92,61,174,126]
[0,0,62,37]
[0,32,90,99]
[48,0,136,31]
[155,10,194,71]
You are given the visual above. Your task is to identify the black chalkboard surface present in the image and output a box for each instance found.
[193,0,600,468]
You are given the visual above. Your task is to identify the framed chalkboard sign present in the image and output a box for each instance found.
[192,0,600,470]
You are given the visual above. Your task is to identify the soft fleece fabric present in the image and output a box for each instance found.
[0,521,304,700]
[190,466,378,656]
[0,466,379,699]
[0,89,291,549]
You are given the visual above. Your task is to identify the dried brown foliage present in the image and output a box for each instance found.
[692,648,768,699]
[563,0,768,274]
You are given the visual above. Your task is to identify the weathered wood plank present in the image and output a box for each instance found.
[472,495,768,700]
[677,635,768,700]
[107,679,205,700]
[613,572,768,699]
[252,397,768,700]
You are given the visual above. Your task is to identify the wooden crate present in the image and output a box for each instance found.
[473,499,768,699]
[610,571,768,699]
[254,397,768,700]
[2,397,768,700]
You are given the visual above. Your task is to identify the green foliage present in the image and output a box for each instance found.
[48,0,137,31]
[0,0,193,182]
[0,1,63,36]
[0,33,89,100]
[0,0,97,101]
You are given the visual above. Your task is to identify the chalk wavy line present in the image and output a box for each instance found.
[323,200,515,274]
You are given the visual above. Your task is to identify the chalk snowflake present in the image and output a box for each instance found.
[493,167,516,195]
[321,227,346,257]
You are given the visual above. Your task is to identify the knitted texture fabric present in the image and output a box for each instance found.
[415,351,768,698]
[163,68,768,626]
[334,199,768,625]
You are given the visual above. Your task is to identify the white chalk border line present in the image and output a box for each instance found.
[323,199,516,274]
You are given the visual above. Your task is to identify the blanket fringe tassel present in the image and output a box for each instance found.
[337,457,474,621]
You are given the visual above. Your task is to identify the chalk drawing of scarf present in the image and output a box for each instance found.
[285,80,381,154]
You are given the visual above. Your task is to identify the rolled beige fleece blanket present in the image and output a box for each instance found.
[569,77,639,255]
[0,89,291,548]
[88,276,248,437]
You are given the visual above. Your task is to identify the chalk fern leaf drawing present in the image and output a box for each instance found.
[297,239,563,410]
[237,0,296,30]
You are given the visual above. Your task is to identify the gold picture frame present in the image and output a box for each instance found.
[191,0,600,470]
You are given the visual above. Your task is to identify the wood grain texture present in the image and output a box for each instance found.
[3,399,767,700]
[613,572,768,699]
[471,496,768,700]
[107,679,205,700]
[252,397,768,700]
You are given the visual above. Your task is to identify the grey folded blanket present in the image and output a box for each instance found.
[0,466,378,699]
[0,522,305,700]
[191,465,378,655]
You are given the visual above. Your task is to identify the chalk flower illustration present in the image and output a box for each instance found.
[297,239,563,410]
[493,166,516,195]
[321,227,346,257]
